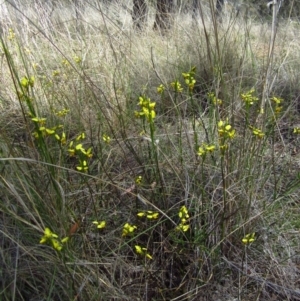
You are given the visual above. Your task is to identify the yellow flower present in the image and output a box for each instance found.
[29,76,35,87]
[219,144,228,151]
[293,127,300,134]
[176,206,190,232]
[61,237,69,243]
[62,59,70,66]
[271,96,283,104]
[205,144,216,152]
[54,108,69,117]
[31,117,46,124]
[147,212,159,219]
[51,239,63,251]
[122,223,137,237]
[137,96,156,122]
[188,80,196,91]
[85,147,93,158]
[197,146,205,157]
[137,211,159,219]
[69,140,92,159]
[68,146,75,157]
[275,106,283,114]
[40,228,58,244]
[157,84,165,94]
[76,160,88,172]
[32,131,39,139]
[73,55,81,64]
[7,28,15,40]
[176,223,190,232]
[55,132,67,145]
[40,228,65,251]
[92,221,106,229]
[45,128,55,135]
[197,143,216,157]
[76,133,85,141]
[135,245,152,259]
[208,92,222,105]
[135,245,143,254]
[178,206,189,220]
[138,96,146,106]
[135,176,142,185]
[75,143,84,151]
[182,67,196,90]
[52,70,60,77]
[225,125,231,131]
[102,134,111,143]
[242,232,256,245]
[32,63,39,70]
[227,129,236,139]
[251,127,264,138]
[170,80,183,93]
[141,107,156,121]
[218,120,224,127]
[148,102,156,109]
[20,76,34,88]
[218,120,235,139]
[182,71,196,91]
[241,89,259,105]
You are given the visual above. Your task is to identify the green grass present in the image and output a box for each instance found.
[1,1,300,300]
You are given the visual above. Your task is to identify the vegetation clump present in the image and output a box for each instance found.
[1,1,300,300]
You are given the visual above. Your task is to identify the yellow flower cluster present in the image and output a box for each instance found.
[17,76,35,101]
[242,232,256,245]
[73,55,82,64]
[157,84,165,94]
[170,80,183,93]
[52,70,60,77]
[31,117,45,125]
[40,228,69,251]
[176,205,190,232]
[208,92,222,106]
[20,76,35,90]
[54,131,67,145]
[135,245,152,259]
[53,108,70,117]
[217,120,235,153]
[241,89,259,106]
[7,28,15,40]
[22,76,70,147]
[182,67,196,91]
[250,126,265,139]
[51,109,69,144]
[68,133,93,173]
[197,143,216,157]
[135,175,142,185]
[135,96,156,123]
[92,220,106,229]
[122,223,137,237]
[293,127,300,134]
[102,134,111,144]
[137,211,159,219]
[61,59,70,67]
[271,96,283,116]
[218,120,236,139]
[20,76,93,175]
[31,116,64,140]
